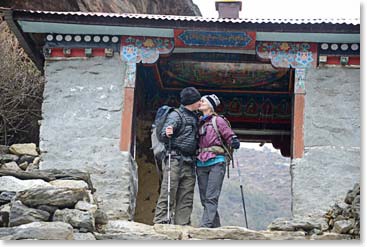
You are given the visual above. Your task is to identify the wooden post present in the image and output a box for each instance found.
[120,63,136,152]
[291,68,306,158]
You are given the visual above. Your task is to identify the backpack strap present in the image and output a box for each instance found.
[211,116,232,160]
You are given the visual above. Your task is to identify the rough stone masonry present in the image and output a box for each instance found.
[39,57,137,220]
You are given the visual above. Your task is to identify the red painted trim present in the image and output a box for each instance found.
[325,56,340,65]
[50,48,64,57]
[92,48,105,56]
[120,88,135,151]
[324,56,360,65]
[227,116,290,124]
[348,56,360,65]
[292,94,305,158]
[49,48,107,57]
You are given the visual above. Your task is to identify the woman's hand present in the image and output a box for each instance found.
[231,136,240,149]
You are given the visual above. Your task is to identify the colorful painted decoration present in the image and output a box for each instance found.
[175,29,256,50]
[295,68,306,93]
[228,98,243,116]
[256,42,317,68]
[244,98,259,117]
[124,63,137,88]
[158,59,290,92]
[120,36,174,64]
[144,89,291,123]
[122,45,138,62]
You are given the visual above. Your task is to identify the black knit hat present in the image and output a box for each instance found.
[180,87,201,106]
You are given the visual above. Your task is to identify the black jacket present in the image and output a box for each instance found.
[159,105,199,156]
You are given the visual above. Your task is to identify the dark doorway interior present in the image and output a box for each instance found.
[133,53,294,225]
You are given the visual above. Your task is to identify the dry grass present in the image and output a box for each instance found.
[0,21,44,145]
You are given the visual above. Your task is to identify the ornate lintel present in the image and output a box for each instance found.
[256,41,316,94]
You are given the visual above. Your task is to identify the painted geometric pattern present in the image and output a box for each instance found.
[256,42,318,68]
[120,36,174,64]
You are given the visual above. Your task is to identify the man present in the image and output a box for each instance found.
[153,87,201,225]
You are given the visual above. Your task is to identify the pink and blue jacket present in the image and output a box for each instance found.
[197,114,235,164]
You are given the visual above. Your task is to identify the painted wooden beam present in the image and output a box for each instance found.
[18,21,360,43]
[257,32,360,43]
[18,21,173,37]
[4,12,44,71]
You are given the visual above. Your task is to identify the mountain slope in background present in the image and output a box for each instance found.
[191,145,292,230]
[0,0,201,15]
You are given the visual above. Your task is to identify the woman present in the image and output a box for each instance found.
[196,94,240,228]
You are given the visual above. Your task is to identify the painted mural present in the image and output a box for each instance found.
[157,59,291,92]
[138,66,291,124]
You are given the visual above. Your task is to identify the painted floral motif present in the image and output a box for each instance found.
[143,39,155,48]
[120,36,174,64]
[121,45,138,62]
[296,51,313,66]
[256,42,317,68]
[280,42,290,51]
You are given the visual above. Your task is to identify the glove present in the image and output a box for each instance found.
[231,136,240,149]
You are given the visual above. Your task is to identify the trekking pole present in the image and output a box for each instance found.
[235,150,248,228]
[167,138,172,223]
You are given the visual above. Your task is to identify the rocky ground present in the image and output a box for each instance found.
[0,143,360,240]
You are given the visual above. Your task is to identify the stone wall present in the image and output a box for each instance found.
[39,56,137,220]
[292,67,360,216]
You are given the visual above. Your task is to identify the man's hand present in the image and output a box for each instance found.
[166,126,173,137]
[231,136,240,149]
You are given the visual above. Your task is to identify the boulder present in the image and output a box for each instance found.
[18,162,29,171]
[0,161,21,171]
[94,208,109,225]
[36,205,58,215]
[9,143,38,156]
[0,154,19,163]
[8,222,74,240]
[15,187,90,208]
[42,169,94,191]
[18,155,36,164]
[267,216,322,232]
[259,230,306,240]
[9,201,50,226]
[332,219,354,234]
[96,220,171,240]
[73,232,96,240]
[344,183,359,205]
[75,200,97,213]
[0,176,52,192]
[310,233,353,240]
[0,169,56,181]
[0,191,16,205]
[186,226,268,240]
[53,208,95,232]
